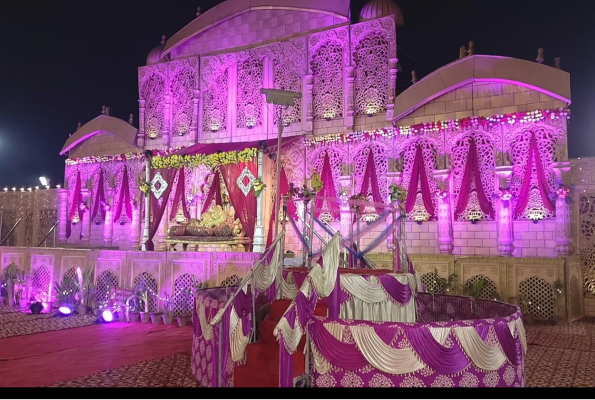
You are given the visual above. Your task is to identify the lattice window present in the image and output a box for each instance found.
[464,275,498,300]
[221,275,239,288]
[421,271,444,294]
[202,70,228,132]
[273,58,302,125]
[311,42,344,120]
[133,272,158,312]
[24,212,33,246]
[32,265,51,299]
[114,166,134,225]
[519,276,554,320]
[579,194,595,294]
[354,32,388,116]
[96,270,119,307]
[62,267,78,305]
[510,127,557,221]
[173,273,196,318]
[451,134,495,221]
[171,67,195,137]
[142,73,165,139]
[236,57,264,129]
[569,276,582,321]
[39,209,58,244]
[400,140,438,222]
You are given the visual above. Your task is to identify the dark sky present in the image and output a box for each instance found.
[0,0,592,188]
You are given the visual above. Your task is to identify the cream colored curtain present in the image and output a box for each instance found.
[252,238,281,291]
[429,326,451,345]
[454,326,507,371]
[229,308,251,362]
[199,302,214,341]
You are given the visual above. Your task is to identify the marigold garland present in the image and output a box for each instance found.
[150,148,258,169]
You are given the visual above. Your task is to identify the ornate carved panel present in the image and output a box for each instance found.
[508,126,558,221]
[309,27,348,120]
[350,141,390,206]
[139,64,167,139]
[114,165,135,225]
[579,194,595,294]
[91,165,109,225]
[353,33,388,116]
[201,54,233,132]
[169,58,199,137]
[306,145,347,197]
[236,55,264,129]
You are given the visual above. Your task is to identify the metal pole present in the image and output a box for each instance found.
[251,279,256,342]
[273,106,284,241]
[218,321,223,387]
[356,206,361,269]
[301,199,308,268]
[307,197,316,269]
[276,195,288,300]
[142,156,151,251]
[392,199,399,272]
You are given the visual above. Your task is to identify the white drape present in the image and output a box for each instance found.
[199,302,214,340]
[253,237,282,292]
[429,326,451,345]
[229,308,251,362]
[454,326,507,371]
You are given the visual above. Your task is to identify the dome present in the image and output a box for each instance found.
[359,0,404,26]
[146,35,169,66]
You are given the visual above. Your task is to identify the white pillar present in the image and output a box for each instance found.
[138,99,146,148]
[191,89,200,143]
[162,94,171,147]
[253,150,265,253]
[495,166,514,256]
[553,162,573,256]
[57,189,68,243]
[386,58,398,121]
[344,66,355,131]
[303,75,313,134]
[433,169,453,254]
[130,187,141,250]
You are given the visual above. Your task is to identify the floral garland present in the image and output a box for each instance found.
[65,148,179,166]
[251,178,266,197]
[492,188,515,208]
[139,181,150,196]
[549,185,572,204]
[389,183,407,202]
[304,108,571,147]
[435,189,448,200]
[150,148,258,170]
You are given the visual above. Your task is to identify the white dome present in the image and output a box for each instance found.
[146,35,169,66]
[359,0,404,26]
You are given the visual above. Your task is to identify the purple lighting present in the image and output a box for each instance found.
[102,309,114,322]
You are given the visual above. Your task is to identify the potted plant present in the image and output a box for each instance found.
[54,275,76,313]
[464,278,487,298]
[126,294,140,322]
[74,267,95,315]
[518,292,533,324]
[176,287,192,327]
[161,292,174,325]
[15,272,31,310]
[133,283,152,323]
[150,307,163,325]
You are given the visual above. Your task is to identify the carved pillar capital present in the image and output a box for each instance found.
[494,165,514,189]
[552,161,572,185]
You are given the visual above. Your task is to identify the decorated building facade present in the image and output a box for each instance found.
[1,0,593,319]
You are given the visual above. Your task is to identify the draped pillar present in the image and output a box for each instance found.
[57,189,68,243]
[130,186,141,250]
[495,166,514,256]
[553,161,573,255]
[253,151,266,253]
[433,169,453,254]
[103,189,114,246]
[157,202,169,251]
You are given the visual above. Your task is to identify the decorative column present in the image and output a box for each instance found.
[162,94,171,147]
[57,189,68,243]
[338,177,352,239]
[138,99,146,148]
[103,189,114,246]
[553,161,573,256]
[303,75,313,134]
[81,188,91,244]
[130,187,141,250]
[433,169,454,254]
[253,150,265,253]
[190,89,200,143]
[386,58,398,121]
[344,66,355,131]
[495,166,514,256]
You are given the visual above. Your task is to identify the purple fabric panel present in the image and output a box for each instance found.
[241,314,252,337]
[201,169,223,215]
[66,170,83,239]
[373,325,398,345]
[285,306,296,330]
[515,133,554,215]
[175,136,301,157]
[339,288,351,305]
[328,270,341,319]
[494,322,522,366]
[417,145,436,219]
[114,166,133,223]
[91,168,106,223]
[359,149,386,214]
[169,167,190,221]
[315,152,340,220]
[405,326,471,375]
[455,137,494,218]
[295,290,318,328]
[211,322,220,387]
[279,336,294,388]
[147,167,176,250]
[293,273,308,290]
[219,307,231,387]
[377,275,413,305]
[309,321,368,371]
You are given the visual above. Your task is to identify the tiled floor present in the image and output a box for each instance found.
[48,318,595,387]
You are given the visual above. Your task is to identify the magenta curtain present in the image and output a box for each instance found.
[146,168,177,251]
[201,169,223,215]
[359,149,387,214]
[220,161,257,249]
[91,168,106,224]
[169,168,191,221]
[66,170,83,239]
[454,137,494,219]
[404,145,435,219]
[315,152,340,219]
[114,166,133,224]
[265,167,295,249]
[514,132,555,215]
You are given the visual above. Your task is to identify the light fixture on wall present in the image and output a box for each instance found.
[210,122,220,133]
[11,187,16,192]
[323,109,335,121]
[467,209,483,224]
[412,209,430,225]
[366,105,378,117]
[528,209,545,224]
[246,118,256,129]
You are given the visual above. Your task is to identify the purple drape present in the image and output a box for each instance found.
[377,275,413,305]
[494,323,522,366]
[454,137,494,219]
[514,132,555,215]
[169,167,190,221]
[328,269,341,318]
[359,149,386,214]
[114,166,132,224]
[266,167,296,249]
[66,170,83,239]
[201,169,223,215]
[315,152,340,220]
[405,326,471,375]
[91,168,106,224]
[279,336,294,388]
[404,145,435,219]
[146,168,176,251]
[309,321,369,370]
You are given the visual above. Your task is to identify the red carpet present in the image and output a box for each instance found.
[0,322,193,387]
[234,299,328,387]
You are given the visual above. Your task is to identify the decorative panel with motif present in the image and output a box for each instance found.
[169,58,199,137]
[236,55,264,129]
[201,55,233,132]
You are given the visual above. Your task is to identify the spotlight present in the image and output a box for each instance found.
[58,305,74,317]
[39,176,49,186]
[56,184,61,189]
[29,301,44,314]
[35,186,39,190]
[11,187,15,191]
[101,309,114,323]
[3,188,7,192]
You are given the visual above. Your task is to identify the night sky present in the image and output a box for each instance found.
[0,0,592,188]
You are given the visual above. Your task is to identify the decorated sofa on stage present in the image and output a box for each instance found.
[166,204,250,252]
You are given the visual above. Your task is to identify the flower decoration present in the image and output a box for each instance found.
[550,185,572,204]
[150,148,258,170]
[492,188,514,208]
[310,173,323,193]
[251,178,266,197]
[349,193,368,210]
[435,189,448,200]
[388,184,407,203]
[139,182,150,196]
